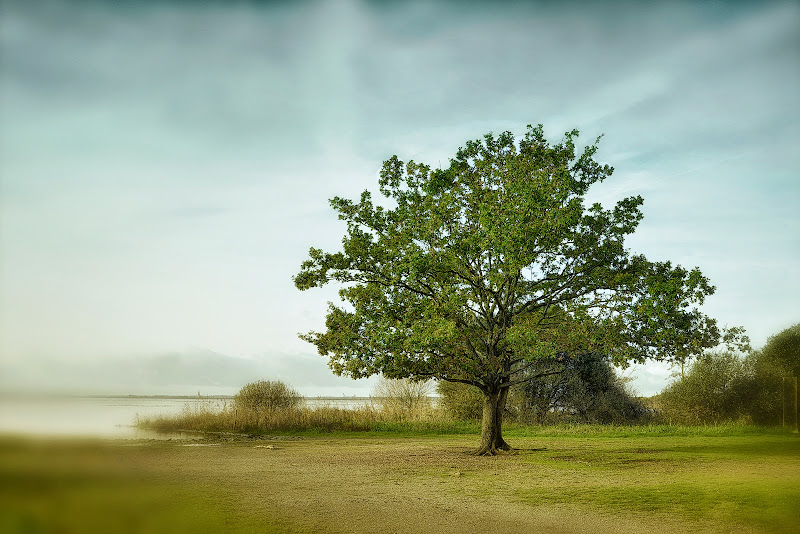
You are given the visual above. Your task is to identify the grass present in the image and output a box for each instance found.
[136,397,469,435]
[502,421,789,438]
[1,427,797,533]
[136,397,791,440]
[0,438,300,533]
[509,433,799,532]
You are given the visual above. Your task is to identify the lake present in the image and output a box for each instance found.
[0,395,374,439]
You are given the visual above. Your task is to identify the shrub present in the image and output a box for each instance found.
[138,402,380,434]
[522,352,651,424]
[658,351,756,425]
[658,341,797,427]
[437,381,484,421]
[234,380,302,412]
[372,377,433,420]
[745,350,787,426]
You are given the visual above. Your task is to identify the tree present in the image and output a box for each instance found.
[760,323,800,378]
[437,352,650,425]
[656,326,796,426]
[295,124,726,454]
[437,380,485,421]
[522,352,650,424]
[658,351,753,424]
[757,324,800,427]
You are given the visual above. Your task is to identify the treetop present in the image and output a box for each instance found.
[295,124,735,392]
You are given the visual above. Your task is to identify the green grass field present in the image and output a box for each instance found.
[1,426,797,533]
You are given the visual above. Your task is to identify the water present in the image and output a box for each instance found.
[0,396,226,439]
[0,395,373,439]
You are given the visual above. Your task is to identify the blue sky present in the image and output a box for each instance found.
[1,0,798,396]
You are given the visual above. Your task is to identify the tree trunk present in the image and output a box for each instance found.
[475,387,512,455]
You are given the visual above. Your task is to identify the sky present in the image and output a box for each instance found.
[1,0,798,397]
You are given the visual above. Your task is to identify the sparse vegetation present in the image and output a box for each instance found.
[372,377,434,421]
[139,400,380,434]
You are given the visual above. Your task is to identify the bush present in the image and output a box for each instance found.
[234,380,302,412]
[435,354,650,425]
[437,381,484,421]
[745,350,787,426]
[372,377,433,420]
[658,339,798,427]
[658,351,760,425]
[138,401,380,434]
[522,352,651,424]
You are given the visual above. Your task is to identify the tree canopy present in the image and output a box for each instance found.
[760,323,800,378]
[295,124,728,454]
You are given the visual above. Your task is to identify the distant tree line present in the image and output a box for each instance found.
[655,323,799,426]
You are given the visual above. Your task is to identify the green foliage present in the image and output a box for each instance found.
[296,125,723,384]
[742,350,788,426]
[657,346,792,426]
[658,352,751,424]
[437,380,485,420]
[657,325,799,426]
[437,354,650,425]
[234,380,302,412]
[295,124,730,449]
[760,323,800,378]
[517,352,650,424]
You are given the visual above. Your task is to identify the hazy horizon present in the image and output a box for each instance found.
[1,0,798,398]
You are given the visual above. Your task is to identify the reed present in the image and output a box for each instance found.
[138,376,452,435]
[138,401,381,434]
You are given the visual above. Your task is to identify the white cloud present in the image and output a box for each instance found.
[1,0,797,395]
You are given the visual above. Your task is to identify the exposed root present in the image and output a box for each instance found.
[472,441,514,456]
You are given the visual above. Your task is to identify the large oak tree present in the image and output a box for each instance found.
[295,125,724,454]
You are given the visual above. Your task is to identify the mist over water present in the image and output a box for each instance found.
[0,396,207,439]
[0,395,373,439]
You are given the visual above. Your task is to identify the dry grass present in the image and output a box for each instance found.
[135,378,441,435]
[136,396,450,435]
[138,401,375,433]
[372,378,435,420]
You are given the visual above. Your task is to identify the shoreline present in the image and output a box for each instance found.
[0,392,376,401]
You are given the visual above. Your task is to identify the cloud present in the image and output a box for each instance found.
[0,349,376,396]
[1,0,797,396]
